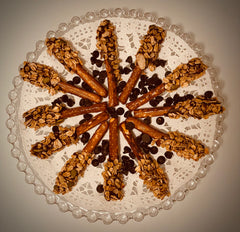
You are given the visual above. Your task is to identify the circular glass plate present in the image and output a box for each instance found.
[6,8,225,224]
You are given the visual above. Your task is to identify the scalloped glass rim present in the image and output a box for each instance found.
[6,8,225,224]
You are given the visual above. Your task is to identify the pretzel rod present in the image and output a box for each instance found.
[118,66,142,104]
[20,62,101,102]
[119,122,144,160]
[119,25,166,104]
[30,112,109,159]
[46,37,107,97]
[126,117,167,139]
[57,81,101,102]
[127,117,209,161]
[134,105,173,118]
[134,95,225,119]
[105,60,118,107]
[119,122,170,199]
[127,83,165,110]
[61,102,107,119]
[76,111,109,136]
[53,122,109,194]
[82,121,109,153]
[126,58,208,110]
[109,117,119,161]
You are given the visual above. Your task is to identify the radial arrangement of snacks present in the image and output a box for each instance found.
[19,19,225,202]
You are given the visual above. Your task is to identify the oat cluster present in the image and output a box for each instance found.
[20,62,61,95]
[167,95,225,119]
[46,37,83,73]
[163,58,208,92]
[136,25,166,71]
[96,19,121,81]
[23,103,65,130]
[135,154,170,199]
[30,126,78,159]
[53,151,94,194]
[102,159,125,201]
[156,131,209,161]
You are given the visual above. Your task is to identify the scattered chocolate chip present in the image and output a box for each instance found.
[98,155,106,163]
[122,155,129,162]
[125,122,135,130]
[149,99,159,107]
[143,117,151,125]
[154,59,167,67]
[67,80,74,85]
[129,151,136,159]
[150,146,158,154]
[124,110,132,118]
[98,76,105,84]
[99,70,107,78]
[157,156,166,164]
[204,90,213,99]
[129,166,136,174]
[126,56,133,63]
[83,113,93,120]
[52,125,59,133]
[132,88,140,96]
[81,132,90,144]
[141,133,152,144]
[73,76,81,84]
[96,184,104,193]
[129,94,137,101]
[92,159,99,167]
[92,70,100,77]
[123,67,131,74]
[173,93,181,104]
[82,82,93,92]
[165,70,171,77]
[67,98,75,107]
[156,117,165,125]
[119,66,124,74]
[138,81,146,89]
[140,74,148,82]
[79,118,87,125]
[155,95,163,102]
[148,85,156,91]
[61,94,68,102]
[92,50,99,58]
[140,87,148,94]
[91,57,97,65]
[165,97,174,106]
[123,146,131,154]
[164,151,173,159]
[116,107,124,115]
[96,59,103,67]
[130,63,135,70]
[94,146,102,154]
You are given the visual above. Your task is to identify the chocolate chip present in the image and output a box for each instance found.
[98,155,106,163]
[99,70,107,78]
[157,156,166,164]
[91,57,97,65]
[141,133,152,144]
[140,74,148,82]
[165,70,171,77]
[122,155,129,162]
[138,81,146,89]
[92,159,99,167]
[132,88,140,96]
[173,94,181,104]
[146,74,162,86]
[79,119,87,125]
[52,125,59,133]
[81,132,90,144]
[165,97,173,106]
[116,107,124,115]
[96,59,103,67]
[123,67,131,74]
[67,98,75,107]
[129,94,137,101]
[94,146,102,154]
[154,59,167,67]
[149,99,159,107]
[82,82,93,92]
[150,146,158,154]
[73,76,81,84]
[83,113,93,120]
[186,94,194,100]
[156,117,165,125]
[130,63,135,70]
[126,56,133,63]
[98,76,105,84]
[119,66,125,74]
[96,184,104,193]
[143,117,151,125]
[129,166,136,174]
[123,146,131,154]
[165,151,173,159]
[204,90,213,99]
[129,151,136,159]
[92,50,99,58]
[107,107,116,115]
[81,99,93,107]
[101,140,109,155]
[92,70,100,77]
[61,94,68,102]
[124,110,132,118]
[125,122,135,130]
[148,85,156,91]
[155,95,163,102]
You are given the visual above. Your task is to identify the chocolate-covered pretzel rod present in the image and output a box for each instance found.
[119,25,166,104]
[46,37,107,97]
[134,95,225,119]
[53,122,108,194]
[23,102,107,130]
[30,112,109,159]
[102,117,124,201]
[126,117,209,161]
[126,58,208,110]
[96,20,120,107]
[119,122,170,199]
[20,62,101,102]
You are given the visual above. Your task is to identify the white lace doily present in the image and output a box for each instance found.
[6,8,225,224]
